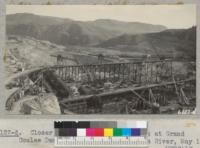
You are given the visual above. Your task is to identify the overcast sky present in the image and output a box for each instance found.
[7,5,196,29]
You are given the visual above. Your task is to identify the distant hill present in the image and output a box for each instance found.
[97,27,196,59]
[6,13,167,46]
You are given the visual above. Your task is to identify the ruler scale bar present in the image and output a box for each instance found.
[55,137,148,147]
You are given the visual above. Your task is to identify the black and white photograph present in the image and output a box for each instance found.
[4,5,196,115]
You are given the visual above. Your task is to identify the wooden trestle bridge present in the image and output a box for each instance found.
[53,60,173,84]
[5,59,195,114]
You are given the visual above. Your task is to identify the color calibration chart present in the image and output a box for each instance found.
[54,120,148,147]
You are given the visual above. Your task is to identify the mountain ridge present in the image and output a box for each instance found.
[6,13,167,46]
[97,26,196,59]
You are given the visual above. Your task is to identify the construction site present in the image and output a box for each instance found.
[5,53,196,115]
[4,5,197,114]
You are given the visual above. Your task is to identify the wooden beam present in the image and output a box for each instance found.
[60,78,194,104]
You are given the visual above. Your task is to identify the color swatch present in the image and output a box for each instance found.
[54,121,147,137]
